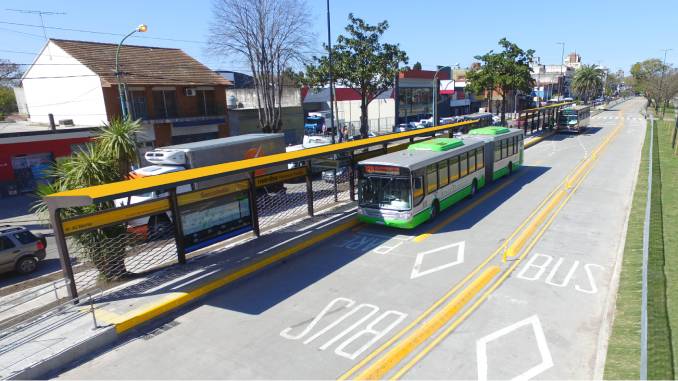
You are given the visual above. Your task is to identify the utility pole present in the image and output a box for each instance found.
[6,8,65,60]
[556,42,565,100]
[326,0,336,143]
[659,48,672,117]
[432,66,451,126]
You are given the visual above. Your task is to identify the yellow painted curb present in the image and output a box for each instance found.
[524,130,556,149]
[105,217,359,334]
[354,266,501,380]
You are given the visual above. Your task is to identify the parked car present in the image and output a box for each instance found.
[0,225,46,275]
[322,167,349,183]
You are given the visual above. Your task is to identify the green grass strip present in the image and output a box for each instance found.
[604,120,649,379]
[657,117,678,374]
[646,119,673,380]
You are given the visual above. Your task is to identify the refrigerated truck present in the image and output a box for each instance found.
[117,133,287,237]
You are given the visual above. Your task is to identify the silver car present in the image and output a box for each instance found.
[0,225,47,275]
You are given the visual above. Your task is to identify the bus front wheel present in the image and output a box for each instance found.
[471,179,478,197]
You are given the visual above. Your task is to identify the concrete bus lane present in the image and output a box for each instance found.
[55,102,631,379]
[401,99,645,380]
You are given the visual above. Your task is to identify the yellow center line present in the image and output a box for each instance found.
[388,110,625,380]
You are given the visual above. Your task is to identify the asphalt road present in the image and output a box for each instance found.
[55,99,646,379]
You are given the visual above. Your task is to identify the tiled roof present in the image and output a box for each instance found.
[50,39,231,86]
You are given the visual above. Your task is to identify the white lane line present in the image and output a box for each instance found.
[476,314,553,381]
[170,269,222,290]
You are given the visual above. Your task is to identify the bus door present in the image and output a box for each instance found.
[484,142,495,185]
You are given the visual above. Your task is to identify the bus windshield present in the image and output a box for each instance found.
[359,176,411,210]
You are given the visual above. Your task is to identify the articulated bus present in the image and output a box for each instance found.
[557,105,591,133]
[357,127,524,228]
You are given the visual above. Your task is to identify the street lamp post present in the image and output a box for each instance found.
[326,0,337,142]
[432,66,451,126]
[556,42,565,101]
[659,48,672,116]
[115,24,147,119]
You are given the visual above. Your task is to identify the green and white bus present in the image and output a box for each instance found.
[357,127,524,228]
[557,105,591,133]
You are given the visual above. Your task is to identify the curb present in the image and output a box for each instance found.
[524,130,556,149]
[8,326,117,380]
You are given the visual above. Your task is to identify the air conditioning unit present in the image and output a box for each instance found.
[184,88,196,96]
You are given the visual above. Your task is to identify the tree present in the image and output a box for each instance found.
[33,144,128,280]
[413,61,422,70]
[32,119,143,280]
[630,58,678,114]
[0,59,22,86]
[572,64,605,103]
[467,38,534,124]
[304,14,408,137]
[97,118,141,179]
[208,0,312,133]
[0,87,17,118]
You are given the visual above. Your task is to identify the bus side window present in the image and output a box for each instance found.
[449,157,459,182]
[509,137,515,156]
[427,164,438,193]
[468,149,476,173]
[438,160,449,187]
[413,176,424,206]
[503,139,509,158]
[477,148,484,169]
[494,141,501,162]
[460,152,468,177]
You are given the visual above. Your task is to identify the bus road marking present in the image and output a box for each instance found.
[335,232,412,255]
[280,297,407,360]
[476,314,553,381]
[411,241,465,279]
[516,253,604,294]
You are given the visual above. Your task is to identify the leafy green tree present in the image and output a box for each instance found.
[413,61,422,70]
[467,38,534,124]
[304,14,408,137]
[572,64,605,103]
[0,87,17,119]
[630,58,677,114]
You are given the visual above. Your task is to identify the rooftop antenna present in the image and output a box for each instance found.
[6,8,66,59]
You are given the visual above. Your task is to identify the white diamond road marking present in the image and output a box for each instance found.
[476,315,553,381]
[410,241,465,279]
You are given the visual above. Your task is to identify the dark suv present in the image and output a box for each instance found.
[0,225,47,275]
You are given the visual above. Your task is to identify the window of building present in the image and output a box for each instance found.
[427,164,438,193]
[197,89,216,116]
[469,150,476,173]
[438,160,449,187]
[460,152,468,177]
[449,157,459,182]
[477,148,484,169]
[129,91,148,119]
[153,90,178,118]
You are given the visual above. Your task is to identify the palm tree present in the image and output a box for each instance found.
[572,64,605,104]
[97,117,141,179]
[33,125,139,280]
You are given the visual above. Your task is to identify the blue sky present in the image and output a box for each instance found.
[1,0,676,75]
